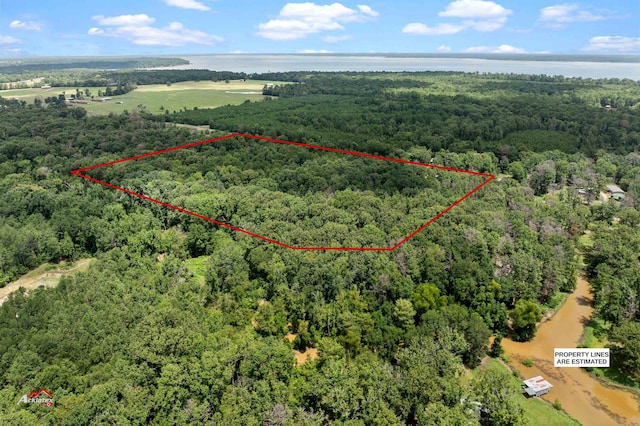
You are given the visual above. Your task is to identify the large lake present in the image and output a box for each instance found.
[170,54,640,80]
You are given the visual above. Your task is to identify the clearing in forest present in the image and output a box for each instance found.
[71,134,493,251]
[0,258,95,306]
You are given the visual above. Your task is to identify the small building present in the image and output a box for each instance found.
[606,184,625,201]
[40,85,51,89]
[523,376,553,397]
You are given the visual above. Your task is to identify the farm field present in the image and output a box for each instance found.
[0,80,280,115]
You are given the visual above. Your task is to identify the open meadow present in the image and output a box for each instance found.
[0,79,279,115]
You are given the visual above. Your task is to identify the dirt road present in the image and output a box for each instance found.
[502,277,640,425]
[0,258,94,306]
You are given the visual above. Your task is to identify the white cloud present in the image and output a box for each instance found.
[584,36,640,52]
[89,14,223,46]
[402,22,466,35]
[322,34,352,42]
[439,0,511,19]
[0,35,20,44]
[539,3,606,28]
[93,14,156,26]
[163,0,210,11]
[404,0,511,36]
[357,5,379,17]
[298,49,333,53]
[9,20,41,31]
[463,44,526,53]
[257,20,322,41]
[279,2,361,22]
[256,2,378,41]
[437,44,451,52]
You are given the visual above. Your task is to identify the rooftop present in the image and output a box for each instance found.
[606,184,624,194]
[523,376,553,392]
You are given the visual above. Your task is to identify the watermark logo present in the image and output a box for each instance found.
[17,388,54,407]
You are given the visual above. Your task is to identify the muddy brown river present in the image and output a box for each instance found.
[502,277,640,425]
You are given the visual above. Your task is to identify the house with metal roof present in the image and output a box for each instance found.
[522,376,553,397]
[605,184,625,201]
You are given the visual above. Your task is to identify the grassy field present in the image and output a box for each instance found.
[472,358,582,426]
[0,80,280,115]
[184,255,207,286]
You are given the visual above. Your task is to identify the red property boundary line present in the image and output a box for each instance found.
[71,133,495,251]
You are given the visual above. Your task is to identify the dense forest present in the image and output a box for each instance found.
[0,71,639,424]
[42,70,255,90]
[172,72,640,156]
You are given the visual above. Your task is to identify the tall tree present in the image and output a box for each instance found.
[509,299,542,342]
[472,369,527,426]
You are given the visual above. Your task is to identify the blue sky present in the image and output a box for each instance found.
[0,0,638,56]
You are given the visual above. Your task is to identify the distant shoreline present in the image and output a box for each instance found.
[179,53,640,64]
[1,53,639,64]
[1,54,638,79]
[166,54,640,80]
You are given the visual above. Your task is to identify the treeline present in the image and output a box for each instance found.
[51,70,249,88]
[262,76,428,97]
[0,69,299,90]
[0,57,188,74]
[39,70,300,89]
[586,213,640,381]
[167,74,640,157]
[379,52,640,64]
